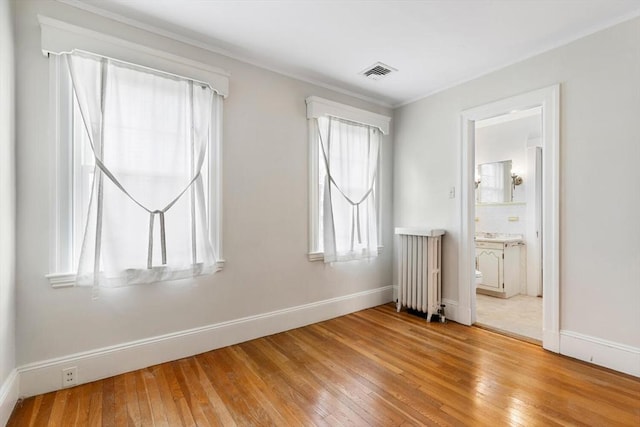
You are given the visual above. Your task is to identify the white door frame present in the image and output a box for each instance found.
[458,85,560,352]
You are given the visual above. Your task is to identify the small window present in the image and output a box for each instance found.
[306,97,390,262]
[48,52,224,288]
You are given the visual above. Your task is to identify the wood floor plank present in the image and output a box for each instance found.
[6,396,35,427]
[159,362,197,427]
[242,339,333,426]
[148,365,183,427]
[46,389,69,426]
[229,344,317,425]
[290,325,463,425]
[8,303,640,426]
[267,331,375,425]
[180,357,223,426]
[172,358,213,427]
[85,381,103,427]
[139,367,169,427]
[61,384,81,426]
[112,375,128,426]
[31,393,56,427]
[283,327,423,425]
[122,371,140,426]
[133,371,153,427]
[203,348,275,425]
[30,396,47,427]
[190,358,237,426]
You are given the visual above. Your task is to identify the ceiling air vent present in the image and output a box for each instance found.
[360,62,397,81]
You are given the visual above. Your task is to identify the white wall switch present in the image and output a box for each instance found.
[449,186,455,199]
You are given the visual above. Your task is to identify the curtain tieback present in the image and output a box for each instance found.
[350,203,363,250]
[328,175,374,251]
[91,155,202,269]
[148,211,167,269]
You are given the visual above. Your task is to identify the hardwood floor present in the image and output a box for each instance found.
[8,303,640,426]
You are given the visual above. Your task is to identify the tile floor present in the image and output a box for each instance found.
[476,293,543,342]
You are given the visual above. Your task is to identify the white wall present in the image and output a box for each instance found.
[394,15,640,354]
[14,0,393,392]
[475,203,527,236]
[0,0,17,421]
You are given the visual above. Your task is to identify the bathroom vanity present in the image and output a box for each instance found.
[475,234,525,298]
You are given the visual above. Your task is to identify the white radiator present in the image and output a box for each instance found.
[395,228,444,322]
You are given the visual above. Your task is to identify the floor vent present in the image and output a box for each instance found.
[360,62,397,80]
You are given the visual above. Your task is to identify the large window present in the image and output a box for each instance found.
[47,52,224,288]
[306,97,390,262]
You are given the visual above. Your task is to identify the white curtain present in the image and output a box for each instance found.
[64,50,218,289]
[317,116,379,262]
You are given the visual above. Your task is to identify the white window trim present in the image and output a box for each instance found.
[305,96,390,261]
[47,56,74,288]
[41,16,229,287]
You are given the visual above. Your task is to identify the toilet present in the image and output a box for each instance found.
[475,270,483,288]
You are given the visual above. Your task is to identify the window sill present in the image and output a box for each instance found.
[308,246,384,262]
[308,252,325,262]
[46,273,76,288]
[47,260,226,288]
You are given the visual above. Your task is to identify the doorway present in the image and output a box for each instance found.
[458,85,560,353]
[474,107,542,343]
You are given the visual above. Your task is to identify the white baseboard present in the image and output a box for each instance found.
[0,369,19,427]
[441,298,459,323]
[560,330,640,377]
[18,285,393,398]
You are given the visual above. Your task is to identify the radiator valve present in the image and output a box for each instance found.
[437,304,446,323]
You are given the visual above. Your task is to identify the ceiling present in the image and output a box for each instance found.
[62,0,640,107]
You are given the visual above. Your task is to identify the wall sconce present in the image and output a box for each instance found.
[511,172,523,191]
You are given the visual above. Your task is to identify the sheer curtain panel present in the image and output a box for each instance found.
[65,51,219,290]
[317,117,380,262]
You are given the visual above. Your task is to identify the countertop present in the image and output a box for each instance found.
[475,233,524,243]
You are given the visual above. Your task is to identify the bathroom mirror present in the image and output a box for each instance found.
[476,160,512,203]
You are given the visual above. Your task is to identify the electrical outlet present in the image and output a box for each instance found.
[449,186,455,199]
[62,367,77,388]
